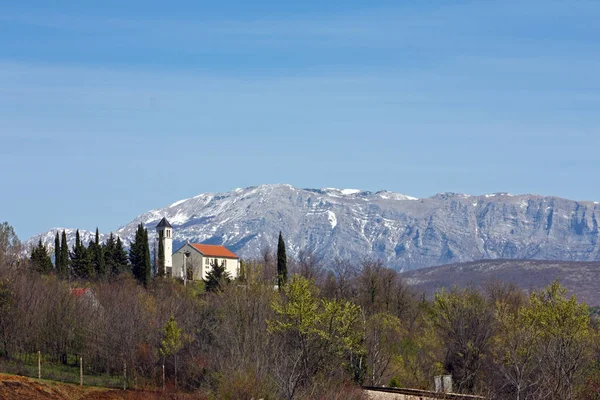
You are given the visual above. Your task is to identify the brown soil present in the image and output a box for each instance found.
[0,373,204,400]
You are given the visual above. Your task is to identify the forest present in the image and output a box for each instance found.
[1,221,600,399]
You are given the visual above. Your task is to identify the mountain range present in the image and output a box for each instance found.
[27,184,600,271]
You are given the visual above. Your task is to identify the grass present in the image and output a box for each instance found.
[0,355,124,389]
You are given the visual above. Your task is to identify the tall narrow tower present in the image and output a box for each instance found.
[156,217,173,276]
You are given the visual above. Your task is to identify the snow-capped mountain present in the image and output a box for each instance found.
[28,184,600,271]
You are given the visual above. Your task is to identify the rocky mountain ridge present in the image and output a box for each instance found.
[27,184,600,271]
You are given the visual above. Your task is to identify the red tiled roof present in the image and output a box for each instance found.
[190,244,239,259]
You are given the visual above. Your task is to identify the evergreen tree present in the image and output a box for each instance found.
[87,239,96,272]
[204,258,231,292]
[157,230,165,278]
[71,230,93,279]
[104,233,116,275]
[114,236,129,274]
[277,231,288,289]
[59,230,69,277]
[92,228,106,277]
[130,224,151,286]
[30,238,54,274]
[54,232,61,269]
[143,228,151,284]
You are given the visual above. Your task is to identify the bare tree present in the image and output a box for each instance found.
[330,258,358,300]
[0,222,22,271]
[292,247,324,283]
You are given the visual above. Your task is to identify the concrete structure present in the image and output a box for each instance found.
[363,387,485,400]
[156,217,173,277]
[172,242,240,280]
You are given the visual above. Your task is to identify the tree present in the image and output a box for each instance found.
[492,297,540,400]
[0,222,21,269]
[91,228,106,277]
[294,248,323,283]
[160,315,183,387]
[114,236,129,275]
[364,313,404,386]
[30,238,54,274]
[525,281,592,400]
[432,287,494,394]
[71,230,93,279]
[58,230,69,277]
[156,230,165,278]
[129,224,151,286]
[54,232,61,270]
[0,279,13,357]
[103,233,116,275]
[204,259,231,292]
[269,275,363,398]
[277,232,287,289]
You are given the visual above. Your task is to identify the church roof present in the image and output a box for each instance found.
[156,217,172,228]
[190,243,239,259]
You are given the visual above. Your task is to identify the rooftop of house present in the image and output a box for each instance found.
[189,243,239,259]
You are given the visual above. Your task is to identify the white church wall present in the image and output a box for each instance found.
[172,243,239,281]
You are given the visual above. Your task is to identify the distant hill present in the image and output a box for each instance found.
[28,184,600,271]
[400,259,600,305]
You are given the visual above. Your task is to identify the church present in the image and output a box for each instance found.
[155,217,240,280]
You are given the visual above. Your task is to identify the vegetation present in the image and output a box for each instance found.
[29,239,53,274]
[129,224,151,286]
[58,230,69,277]
[204,258,231,292]
[3,221,600,399]
[277,231,287,289]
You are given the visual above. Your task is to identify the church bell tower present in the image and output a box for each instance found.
[156,217,173,276]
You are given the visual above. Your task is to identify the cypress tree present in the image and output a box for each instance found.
[92,228,106,277]
[143,227,151,285]
[30,238,53,274]
[130,224,151,286]
[157,230,165,278]
[59,230,69,277]
[54,231,61,269]
[129,226,141,278]
[277,231,287,289]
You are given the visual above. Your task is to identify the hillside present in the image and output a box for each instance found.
[400,259,600,305]
[28,184,600,271]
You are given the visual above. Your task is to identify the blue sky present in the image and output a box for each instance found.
[2,0,599,239]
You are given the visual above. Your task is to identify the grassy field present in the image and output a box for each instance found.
[0,372,206,400]
[0,356,123,389]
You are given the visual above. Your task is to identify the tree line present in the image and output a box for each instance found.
[29,224,153,286]
[3,221,600,399]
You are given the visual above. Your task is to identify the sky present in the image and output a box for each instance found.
[2,0,600,240]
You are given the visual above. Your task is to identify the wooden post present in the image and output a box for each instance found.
[38,351,41,380]
[162,364,165,392]
[123,360,127,390]
[79,357,83,386]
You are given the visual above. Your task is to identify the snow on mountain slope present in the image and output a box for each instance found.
[27,184,600,271]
